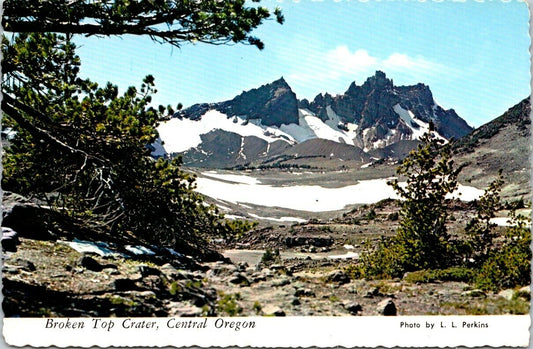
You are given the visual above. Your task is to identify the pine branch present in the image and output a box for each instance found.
[2,94,109,165]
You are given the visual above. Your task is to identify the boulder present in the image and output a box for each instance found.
[285,235,333,248]
[160,263,180,280]
[208,262,239,276]
[237,261,249,271]
[325,270,350,285]
[228,273,250,287]
[344,302,363,315]
[140,275,167,295]
[294,288,315,298]
[112,278,139,291]
[2,192,52,239]
[497,289,515,301]
[463,289,486,298]
[251,273,268,283]
[78,256,104,272]
[364,287,383,298]
[2,265,20,275]
[1,227,20,252]
[167,302,204,317]
[269,264,286,271]
[262,305,286,317]
[3,258,36,273]
[377,298,397,316]
[138,265,161,277]
[271,277,291,287]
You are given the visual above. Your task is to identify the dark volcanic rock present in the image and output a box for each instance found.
[2,192,52,239]
[2,227,20,252]
[217,77,299,127]
[303,71,473,151]
[112,278,140,291]
[181,130,290,168]
[8,258,36,272]
[228,273,251,287]
[325,270,350,285]
[138,264,161,277]
[78,256,104,272]
[177,77,299,127]
[453,97,531,200]
[165,71,474,167]
[344,302,363,315]
[285,235,333,248]
[377,298,397,316]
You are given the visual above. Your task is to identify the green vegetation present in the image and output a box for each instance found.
[110,296,139,307]
[387,212,399,221]
[440,297,530,315]
[252,301,263,314]
[2,1,282,259]
[362,127,461,277]
[463,170,504,266]
[222,219,259,241]
[216,292,243,317]
[403,268,475,284]
[358,127,531,292]
[328,295,340,302]
[474,211,531,291]
[3,0,283,50]
[260,248,281,265]
[364,209,376,221]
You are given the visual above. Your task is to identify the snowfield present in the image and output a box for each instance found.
[194,172,485,212]
[278,108,358,145]
[153,104,449,158]
[202,171,262,185]
[393,104,447,141]
[155,110,296,154]
[154,107,361,155]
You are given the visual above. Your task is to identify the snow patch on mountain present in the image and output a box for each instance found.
[156,110,296,154]
[155,101,449,160]
[156,106,366,157]
[279,108,358,145]
[324,106,358,141]
[393,104,446,141]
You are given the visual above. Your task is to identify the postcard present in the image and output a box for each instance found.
[1,0,531,347]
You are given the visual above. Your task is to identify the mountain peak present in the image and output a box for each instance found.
[363,70,393,90]
[208,77,299,127]
[171,71,473,162]
[272,76,289,86]
[302,71,473,149]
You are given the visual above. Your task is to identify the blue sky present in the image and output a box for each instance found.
[75,0,530,127]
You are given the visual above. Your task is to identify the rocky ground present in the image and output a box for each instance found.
[2,197,530,318]
[2,189,530,317]
[2,237,530,317]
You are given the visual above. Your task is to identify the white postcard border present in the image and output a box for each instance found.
[3,315,530,348]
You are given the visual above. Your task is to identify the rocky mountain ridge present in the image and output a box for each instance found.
[300,71,471,143]
[154,71,474,168]
[453,97,531,200]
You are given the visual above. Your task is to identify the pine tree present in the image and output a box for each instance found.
[3,0,284,49]
[362,125,462,277]
[2,1,283,259]
[464,170,504,266]
[387,127,462,272]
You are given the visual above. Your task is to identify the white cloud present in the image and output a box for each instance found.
[286,46,446,99]
[382,53,441,73]
[326,46,377,74]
